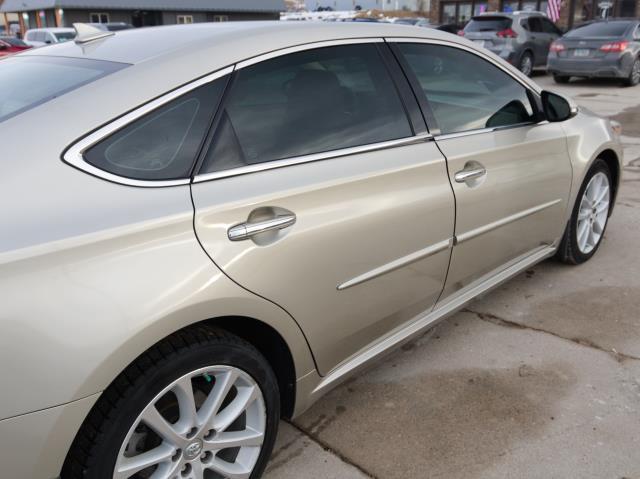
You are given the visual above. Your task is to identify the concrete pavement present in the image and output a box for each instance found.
[265,74,640,479]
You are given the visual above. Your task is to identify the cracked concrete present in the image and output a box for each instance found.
[264,75,640,478]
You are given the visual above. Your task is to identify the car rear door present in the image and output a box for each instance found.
[391,40,572,301]
[191,41,455,375]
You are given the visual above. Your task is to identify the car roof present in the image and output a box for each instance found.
[21,21,459,65]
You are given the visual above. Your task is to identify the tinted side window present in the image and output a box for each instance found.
[84,77,227,181]
[397,44,535,135]
[541,18,560,34]
[200,44,412,174]
[528,17,544,33]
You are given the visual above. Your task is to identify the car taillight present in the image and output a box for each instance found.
[600,41,629,52]
[457,30,465,36]
[496,28,517,38]
[550,42,565,52]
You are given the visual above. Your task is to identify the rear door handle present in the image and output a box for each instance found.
[454,166,487,183]
[228,214,296,241]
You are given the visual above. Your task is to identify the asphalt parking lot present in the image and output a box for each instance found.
[265,74,640,479]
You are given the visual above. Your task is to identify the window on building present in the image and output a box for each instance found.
[213,15,229,22]
[397,43,535,135]
[500,0,550,13]
[441,3,457,23]
[199,44,412,175]
[440,1,489,24]
[90,13,109,23]
[177,15,194,24]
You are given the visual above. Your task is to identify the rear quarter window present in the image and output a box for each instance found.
[83,77,228,181]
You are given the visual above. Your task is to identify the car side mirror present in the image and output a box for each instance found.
[45,40,52,44]
[541,90,578,122]
[0,43,7,50]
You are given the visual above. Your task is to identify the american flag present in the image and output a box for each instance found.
[547,0,561,22]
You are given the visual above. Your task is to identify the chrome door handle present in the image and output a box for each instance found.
[454,166,486,183]
[228,214,296,241]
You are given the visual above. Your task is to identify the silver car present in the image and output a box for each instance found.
[461,12,563,76]
[0,22,622,479]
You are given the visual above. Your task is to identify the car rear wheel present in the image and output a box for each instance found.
[553,74,570,84]
[518,51,533,77]
[62,327,280,479]
[555,159,612,264]
[623,57,640,87]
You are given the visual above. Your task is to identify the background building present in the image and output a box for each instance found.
[305,0,426,10]
[1,0,284,36]
[431,0,638,28]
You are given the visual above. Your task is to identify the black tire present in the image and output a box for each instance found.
[555,159,612,265]
[61,326,280,479]
[553,74,570,84]
[519,51,534,77]
[622,57,640,87]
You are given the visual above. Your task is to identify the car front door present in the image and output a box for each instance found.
[392,41,572,301]
[191,42,455,375]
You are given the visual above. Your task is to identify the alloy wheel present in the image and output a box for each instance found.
[632,59,640,85]
[520,53,533,76]
[576,171,610,254]
[113,366,266,479]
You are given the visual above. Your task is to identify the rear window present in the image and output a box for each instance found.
[0,56,127,123]
[54,31,76,42]
[0,37,28,47]
[566,21,632,37]
[465,16,512,32]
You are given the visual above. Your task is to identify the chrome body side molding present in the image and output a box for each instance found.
[337,238,453,291]
[456,199,563,244]
[312,244,555,396]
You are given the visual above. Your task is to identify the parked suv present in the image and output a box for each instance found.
[0,22,621,479]
[461,11,562,75]
[24,27,76,47]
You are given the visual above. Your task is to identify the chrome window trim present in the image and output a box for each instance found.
[193,133,434,184]
[434,121,542,141]
[62,66,235,188]
[235,37,385,70]
[385,36,542,94]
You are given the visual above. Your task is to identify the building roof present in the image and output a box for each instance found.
[0,0,285,13]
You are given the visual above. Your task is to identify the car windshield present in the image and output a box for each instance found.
[465,16,512,32]
[54,31,76,42]
[0,56,127,123]
[566,21,632,37]
[1,37,28,47]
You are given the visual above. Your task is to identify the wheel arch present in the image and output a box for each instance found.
[58,312,309,477]
[597,148,620,211]
[203,315,298,419]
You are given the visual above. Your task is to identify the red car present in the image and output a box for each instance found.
[0,36,32,58]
